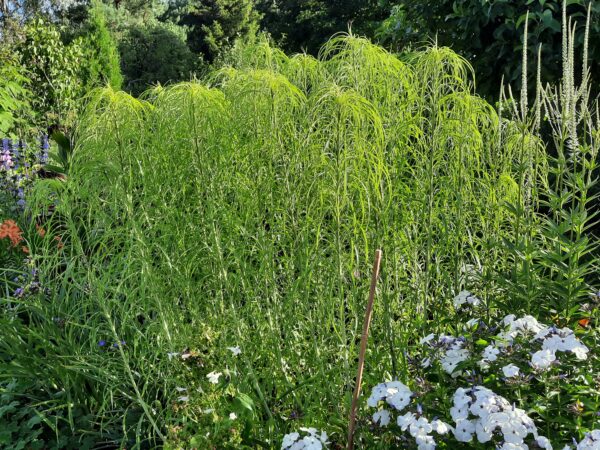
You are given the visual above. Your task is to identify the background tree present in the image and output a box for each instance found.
[15,18,85,131]
[77,0,123,90]
[0,48,32,137]
[164,0,260,63]
[0,0,81,22]
[256,0,391,54]
[119,22,199,96]
[376,0,600,99]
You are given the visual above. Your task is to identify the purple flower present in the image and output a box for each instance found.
[98,340,106,347]
[38,135,49,165]
[13,287,24,297]
[0,147,13,170]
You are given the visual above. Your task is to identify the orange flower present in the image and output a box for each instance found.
[0,219,24,247]
[21,246,29,254]
[36,224,46,238]
[578,318,591,328]
[54,235,64,250]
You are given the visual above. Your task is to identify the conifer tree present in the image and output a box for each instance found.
[80,0,123,90]
[168,0,260,62]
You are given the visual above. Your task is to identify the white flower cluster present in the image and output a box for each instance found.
[451,386,551,449]
[396,413,452,450]
[441,346,470,376]
[367,380,412,411]
[497,314,546,343]
[419,334,470,375]
[368,381,451,450]
[483,315,588,371]
[281,428,329,450]
[566,430,600,449]
[425,314,589,374]
[453,290,481,308]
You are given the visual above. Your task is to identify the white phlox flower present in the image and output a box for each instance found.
[431,419,451,435]
[372,409,391,427]
[453,290,481,308]
[397,411,417,431]
[281,433,300,449]
[502,364,520,378]
[415,434,436,450]
[531,349,556,370]
[441,348,470,374]
[498,314,545,345]
[482,345,500,362]
[487,409,530,444]
[475,419,493,443]
[227,346,242,356]
[409,416,433,438]
[575,430,600,450]
[206,371,222,384]
[454,419,475,442]
[540,328,589,360]
[380,403,449,449]
[536,436,553,450]
[367,380,412,411]
[451,386,537,446]
[281,428,329,450]
[420,333,435,345]
[497,316,589,368]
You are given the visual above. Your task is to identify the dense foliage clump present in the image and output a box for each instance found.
[78,0,123,91]
[1,24,597,447]
[377,0,600,99]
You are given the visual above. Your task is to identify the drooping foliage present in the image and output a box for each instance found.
[2,35,562,447]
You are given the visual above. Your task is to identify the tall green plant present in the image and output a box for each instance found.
[1,34,556,447]
[16,18,85,131]
[497,2,600,320]
[79,0,123,91]
[0,49,32,137]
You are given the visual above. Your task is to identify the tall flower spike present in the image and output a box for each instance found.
[520,11,529,122]
[534,44,542,132]
[12,138,21,169]
[567,19,579,158]
[581,4,591,110]
[39,135,49,165]
[1,140,13,171]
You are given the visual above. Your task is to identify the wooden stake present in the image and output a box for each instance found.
[347,249,382,450]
